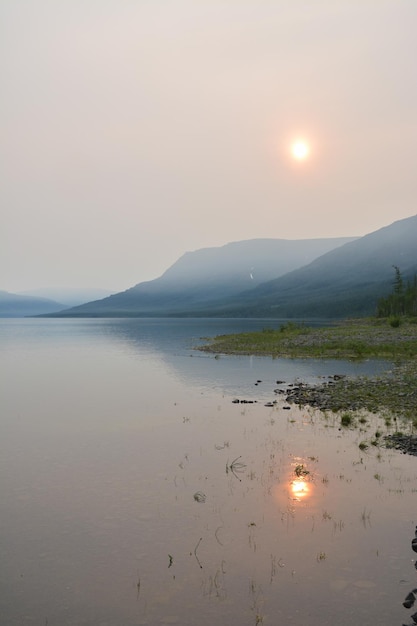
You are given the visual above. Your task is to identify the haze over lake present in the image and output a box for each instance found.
[1,319,416,625]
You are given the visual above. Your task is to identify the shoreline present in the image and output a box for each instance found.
[199,318,417,360]
[199,318,417,453]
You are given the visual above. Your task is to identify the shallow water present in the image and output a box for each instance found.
[1,319,416,625]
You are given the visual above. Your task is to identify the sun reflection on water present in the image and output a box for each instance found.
[285,458,316,503]
[290,479,310,500]
[273,465,316,511]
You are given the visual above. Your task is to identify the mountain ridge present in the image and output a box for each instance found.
[0,290,66,317]
[6,215,416,319]
[199,214,417,318]
[44,236,357,317]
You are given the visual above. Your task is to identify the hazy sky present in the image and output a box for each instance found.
[2,0,417,292]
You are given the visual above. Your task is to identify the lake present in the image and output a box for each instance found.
[1,318,416,625]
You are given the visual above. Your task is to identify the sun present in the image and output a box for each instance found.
[291,140,310,161]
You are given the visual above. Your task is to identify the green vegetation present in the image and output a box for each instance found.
[340,412,354,428]
[377,266,417,318]
[226,456,247,481]
[200,318,417,360]
[294,464,310,478]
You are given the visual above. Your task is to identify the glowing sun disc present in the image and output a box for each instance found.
[291,140,310,161]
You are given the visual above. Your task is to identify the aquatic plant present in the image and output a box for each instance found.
[193,491,206,503]
[193,537,203,569]
[226,456,247,480]
[340,412,354,427]
[361,508,372,526]
[215,441,230,450]
[294,464,310,478]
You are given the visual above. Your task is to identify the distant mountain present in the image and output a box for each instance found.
[0,291,66,317]
[206,214,417,318]
[19,287,116,308]
[47,237,356,317]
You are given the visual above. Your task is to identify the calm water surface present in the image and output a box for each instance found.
[1,319,416,625]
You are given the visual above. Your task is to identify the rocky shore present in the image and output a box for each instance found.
[385,433,417,456]
[283,362,417,416]
[281,363,417,455]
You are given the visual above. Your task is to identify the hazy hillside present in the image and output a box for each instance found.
[206,214,417,318]
[36,215,417,319]
[48,237,356,316]
[0,291,66,317]
[157,238,355,286]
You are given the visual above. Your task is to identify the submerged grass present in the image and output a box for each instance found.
[340,412,354,428]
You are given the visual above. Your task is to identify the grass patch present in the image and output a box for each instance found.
[199,318,417,360]
[340,412,354,428]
